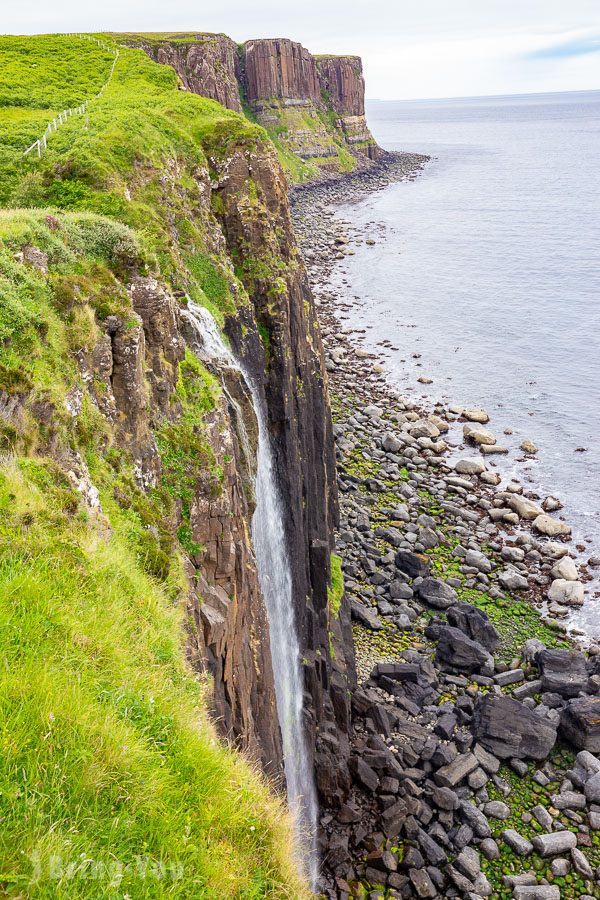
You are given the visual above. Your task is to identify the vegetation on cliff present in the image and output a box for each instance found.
[0,34,310,897]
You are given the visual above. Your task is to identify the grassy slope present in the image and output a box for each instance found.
[0,35,309,898]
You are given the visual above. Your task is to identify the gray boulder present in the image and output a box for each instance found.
[395,549,430,579]
[447,602,500,652]
[472,694,557,760]
[416,577,458,609]
[560,696,600,752]
[436,626,494,674]
[538,648,588,698]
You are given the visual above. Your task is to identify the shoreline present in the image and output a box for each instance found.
[292,159,600,898]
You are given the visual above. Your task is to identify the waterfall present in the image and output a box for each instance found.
[181,302,319,887]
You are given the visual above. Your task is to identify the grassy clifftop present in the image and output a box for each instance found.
[0,34,309,898]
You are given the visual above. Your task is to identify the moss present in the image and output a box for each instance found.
[328,552,344,617]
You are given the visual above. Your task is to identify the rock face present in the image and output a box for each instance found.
[129,33,382,168]
[124,34,243,112]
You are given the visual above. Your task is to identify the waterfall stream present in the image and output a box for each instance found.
[181,302,319,887]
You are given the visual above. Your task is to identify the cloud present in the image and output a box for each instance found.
[524,30,600,60]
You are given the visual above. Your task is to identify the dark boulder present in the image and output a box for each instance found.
[446,602,500,652]
[538,648,589,698]
[435,625,494,674]
[416,577,458,610]
[350,599,382,631]
[560,696,600,752]
[472,694,557,760]
[395,549,430,579]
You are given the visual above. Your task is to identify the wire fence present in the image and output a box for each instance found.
[23,34,119,159]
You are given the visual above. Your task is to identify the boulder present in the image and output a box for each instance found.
[508,496,544,520]
[446,602,500,652]
[532,514,571,537]
[465,548,493,573]
[547,579,584,606]
[416,577,458,610]
[382,432,402,453]
[463,423,496,446]
[560,696,600,752]
[463,407,489,423]
[551,556,578,581]
[350,600,382,631]
[531,831,577,857]
[472,694,557,760]
[498,567,529,590]
[538,648,588,698]
[435,625,494,674]
[455,458,486,475]
[395,549,430,579]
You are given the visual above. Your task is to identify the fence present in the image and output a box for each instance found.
[23,34,120,158]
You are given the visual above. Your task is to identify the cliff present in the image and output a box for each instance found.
[0,34,355,890]
[122,32,383,179]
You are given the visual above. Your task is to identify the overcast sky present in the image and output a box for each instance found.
[5,0,600,99]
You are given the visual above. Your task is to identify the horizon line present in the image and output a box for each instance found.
[366,86,600,104]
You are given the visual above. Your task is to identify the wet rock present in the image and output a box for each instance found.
[547,579,584,606]
[416,577,458,610]
[463,408,489,423]
[463,423,496,446]
[532,514,571,537]
[508,496,544,520]
[520,438,538,454]
[472,694,557,760]
[538,648,588,697]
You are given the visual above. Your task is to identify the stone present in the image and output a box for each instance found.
[465,549,493,573]
[547,579,584,606]
[350,600,383,630]
[458,800,492,838]
[472,694,557,760]
[538,648,588,697]
[551,790,586,809]
[395,549,430,579]
[463,407,489,423]
[463,423,496,446]
[446,602,500,652]
[350,756,379,792]
[531,805,553,830]
[480,838,500,860]
[455,457,486,475]
[571,847,594,879]
[382,433,402,453]
[435,626,494,674]
[434,752,479,788]
[416,577,458,610]
[531,831,577,856]
[410,418,440,439]
[584,772,600,803]
[484,800,510,819]
[543,496,562,512]
[520,438,538,454]
[455,846,481,881]
[551,556,578,581]
[498,568,529,590]
[513,888,560,900]
[532,514,571,537]
[508,496,544,520]
[409,868,437,898]
[501,829,533,856]
[473,743,501,774]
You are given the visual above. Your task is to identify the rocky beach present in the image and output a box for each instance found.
[292,155,600,899]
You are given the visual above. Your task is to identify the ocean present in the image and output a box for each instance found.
[329,90,600,633]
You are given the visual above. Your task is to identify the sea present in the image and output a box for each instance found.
[328,90,600,634]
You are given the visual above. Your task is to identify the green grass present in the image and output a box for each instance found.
[328,553,344,617]
[0,459,308,898]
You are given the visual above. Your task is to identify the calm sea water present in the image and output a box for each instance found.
[330,91,600,632]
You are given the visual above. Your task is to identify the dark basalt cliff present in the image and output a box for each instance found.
[127,32,382,170]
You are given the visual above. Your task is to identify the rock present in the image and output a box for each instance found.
[543,496,562,512]
[480,471,502,485]
[395,550,430,579]
[551,790,586,809]
[409,867,437,898]
[473,743,501,774]
[531,831,577,857]
[455,457,486,475]
[447,603,500,652]
[538,648,588,697]
[389,580,414,600]
[434,752,479,788]
[501,829,533,856]
[382,433,402,453]
[484,800,510,819]
[531,805,553,830]
[463,408,490,423]
[463,423,496,446]
[435,626,494,674]
[350,600,383,630]
[584,772,600,803]
[410,418,440,439]
[507,496,544,520]
[480,838,500,860]
[472,694,557,760]
[547,579,584,606]
[561,697,600,752]
[465,549,493,573]
[455,846,481,881]
[550,556,578,581]
[571,846,594,879]
[513,888,560,900]
[22,244,49,273]
[520,438,538,454]
[458,800,492,838]
[350,756,379,792]
[532,514,571,537]
[522,639,546,664]
[498,568,529,590]
[416,577,458,610]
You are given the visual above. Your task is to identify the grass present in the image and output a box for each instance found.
[327,553,344,617]
[0,459,308,898]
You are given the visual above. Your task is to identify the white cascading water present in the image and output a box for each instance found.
[181,301,319,888]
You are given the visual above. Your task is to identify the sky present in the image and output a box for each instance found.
[4,0,600,100]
